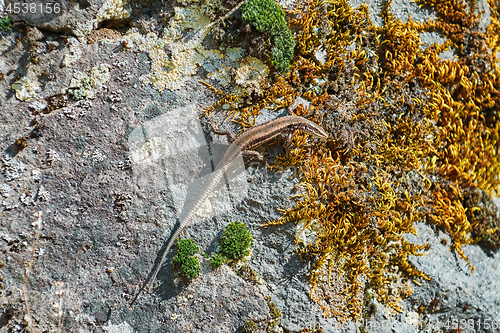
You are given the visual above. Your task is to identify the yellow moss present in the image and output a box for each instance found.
[200,0,500,321]
[429,185,474,271]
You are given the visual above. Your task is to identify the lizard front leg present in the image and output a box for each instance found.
[201,118,235,143]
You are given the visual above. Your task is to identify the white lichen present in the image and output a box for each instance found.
[123,5,221,91]
[296,218,326,247]
[62,37,83,67]
[3,159,26,181]
[226,47,243,61]
[83,149,107,163]
[12,76,41,101]
[73,20,96,40]
[234,57,270,96]
[172,5,210,30]
[2,198,19,210]
[0,184,12,197]
[405,311,420,325]
[28,101,47,113]
[36,186,50,202]
[315,47,327,65]
[20,191,36,206]
[68,64,112,100]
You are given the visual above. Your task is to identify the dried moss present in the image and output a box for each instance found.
[264,296,282,332]
[202,0,500,321]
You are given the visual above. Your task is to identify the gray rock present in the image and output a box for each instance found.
[1,0,499,332]
[8,0,130,38]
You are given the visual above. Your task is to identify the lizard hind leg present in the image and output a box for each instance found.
[242,149,269,179]
[242,149,264,162]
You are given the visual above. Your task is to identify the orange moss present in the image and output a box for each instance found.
[201,0,500,321]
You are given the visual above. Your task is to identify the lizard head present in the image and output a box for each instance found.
[297,119,329,140]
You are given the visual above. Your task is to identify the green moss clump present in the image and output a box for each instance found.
[220,221,252,260]
[173,239,199,265]
[241,0,295,73]
[180,256,201,279]
[242,320,258,333]
[209,253,225,268]
[172,239,200,279]
[0,16,13,32]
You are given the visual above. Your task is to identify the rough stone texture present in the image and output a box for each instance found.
[1,0,499,332]
[7,0,131,37]
[158,265,270,332]
[406,223,500,332]
[360,222,500,333]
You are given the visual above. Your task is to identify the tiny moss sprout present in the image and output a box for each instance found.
[220,221,252,260]
[172,239,200,279]
[241,0,295,73]
[0,16,13,32]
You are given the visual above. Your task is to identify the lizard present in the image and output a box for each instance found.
[146,115,328,290]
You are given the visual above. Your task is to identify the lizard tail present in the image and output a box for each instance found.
[148,225,183,288]
[129,225,182,306]
[130,157,233,306]
[148,166,229,287]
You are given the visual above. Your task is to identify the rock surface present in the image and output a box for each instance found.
[0,0,499,332]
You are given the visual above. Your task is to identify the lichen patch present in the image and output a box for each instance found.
[12,76,41,101]
[68,64,112,100]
